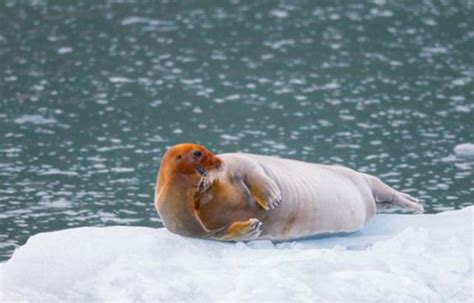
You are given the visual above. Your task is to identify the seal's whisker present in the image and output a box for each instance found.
[197,171,208,191]
[197,174,204,190]
[196,168,220,193]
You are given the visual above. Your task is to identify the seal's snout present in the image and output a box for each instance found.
[213,156,223,170]
[200,152,222,173]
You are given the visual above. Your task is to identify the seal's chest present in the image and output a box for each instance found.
[200,179,247,206]
[195,179,259,230]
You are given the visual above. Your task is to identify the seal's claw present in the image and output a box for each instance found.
[267,194,282,210]
[239,218,263,240]
[242,165,282,211]
[249,218,263,232]
[250,186,282,211]
[212,218,263,241]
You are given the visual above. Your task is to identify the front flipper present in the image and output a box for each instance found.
[244,167,282,210]
[208,218,263,241]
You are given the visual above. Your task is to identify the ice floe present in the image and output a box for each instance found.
[1,207,472,302]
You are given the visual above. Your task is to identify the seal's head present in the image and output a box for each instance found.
[160,143,222,178]
[155,143,223,237]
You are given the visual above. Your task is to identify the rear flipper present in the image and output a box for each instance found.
[366,176,423,213]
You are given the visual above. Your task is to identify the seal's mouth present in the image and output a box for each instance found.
[195,155,222,176]
[195,164,221,192]
[194,155,223,192]
[196,166,206,176]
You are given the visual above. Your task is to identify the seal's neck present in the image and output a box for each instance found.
[156,174,208,237]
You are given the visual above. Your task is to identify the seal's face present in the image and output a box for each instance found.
[155,143,223,237]
[162,143,222,178]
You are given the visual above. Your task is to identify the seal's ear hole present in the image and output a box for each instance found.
[176,155,182,160]
[193,150,202,158]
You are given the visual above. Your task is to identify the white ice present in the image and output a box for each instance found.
[1,207,473,302]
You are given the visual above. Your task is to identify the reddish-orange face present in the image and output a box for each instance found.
[160,143,222,176]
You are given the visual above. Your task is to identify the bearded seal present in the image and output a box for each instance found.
[155,143,423,241]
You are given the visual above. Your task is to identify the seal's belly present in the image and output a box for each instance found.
[235,154,377,240]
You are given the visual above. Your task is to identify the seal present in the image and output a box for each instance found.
[155,143,423,241]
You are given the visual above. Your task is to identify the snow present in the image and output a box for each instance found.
[1,207,473,302]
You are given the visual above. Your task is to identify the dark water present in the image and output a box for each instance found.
[0,0,473,261]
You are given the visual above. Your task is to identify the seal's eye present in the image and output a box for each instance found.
[193,151,202,158]
[176,155,182,160]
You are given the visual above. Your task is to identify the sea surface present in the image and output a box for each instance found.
[0,0,473,261]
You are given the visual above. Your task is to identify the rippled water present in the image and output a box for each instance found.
[0,0,473,261]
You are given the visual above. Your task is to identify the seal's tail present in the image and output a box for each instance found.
[365,175,424,213]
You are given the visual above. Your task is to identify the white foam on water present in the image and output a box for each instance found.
[109,77,134,83]
[119,17,177,31]
[121,17,162,26]
[14,114,57,125]
[270,10,289,18]
[38,169,78,176]
[454,143,474,159]
[57,47,73,54]
[1,207,473,302]
[40,198,72,209]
